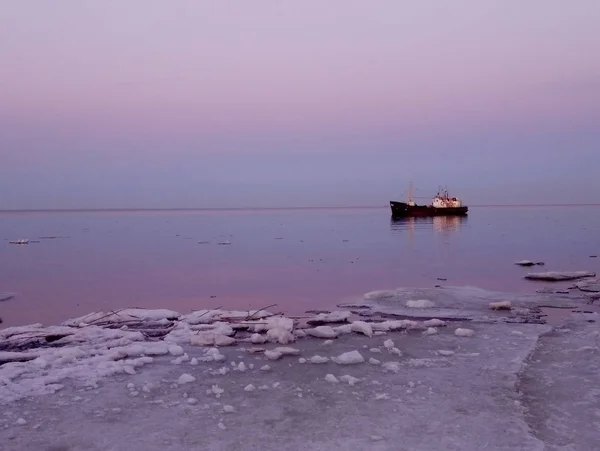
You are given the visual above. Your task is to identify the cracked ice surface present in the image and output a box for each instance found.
[347,286,583,321]
[519,315,600,451]
[0,320,554,451]
[0,286,598,450]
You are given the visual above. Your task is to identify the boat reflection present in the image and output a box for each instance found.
[390,215,467,234]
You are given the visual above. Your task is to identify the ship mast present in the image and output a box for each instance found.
[408,181,413,204]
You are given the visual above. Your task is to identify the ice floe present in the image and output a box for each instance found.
[307,311,351,325]
[309,355,329,364]
[525,271,595,281]
[306,326,338,339]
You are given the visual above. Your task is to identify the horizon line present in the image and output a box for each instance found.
[1,203,600,213]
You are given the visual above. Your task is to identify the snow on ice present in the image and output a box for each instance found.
[0,286,597,450]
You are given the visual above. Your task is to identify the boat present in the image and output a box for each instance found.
[390,184,468,217]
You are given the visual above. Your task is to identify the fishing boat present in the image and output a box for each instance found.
[390,184,468,217]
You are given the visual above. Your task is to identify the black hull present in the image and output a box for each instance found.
[390,201,468,217]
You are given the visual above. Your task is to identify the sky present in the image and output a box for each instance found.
[1,0,600,209]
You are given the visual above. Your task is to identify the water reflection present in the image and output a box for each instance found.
[390,215,467,234]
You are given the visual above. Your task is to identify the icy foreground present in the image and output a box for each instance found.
[0,286,598,451]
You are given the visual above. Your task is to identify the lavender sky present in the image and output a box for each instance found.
[1,1,599,209]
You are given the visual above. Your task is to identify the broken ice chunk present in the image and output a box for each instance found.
[489,301,512,310]
[177,374,196,384]
[454,328,475,337]
[350,321,373,337]
[264,350,283,360]
[306,326,338,339]
[382,362,400,373]
[250,333,267,344]
[273,347,300,356]
[340,375,361,386]
[309,355,329,364]
[423,318,447,327]
[324,374,339,383]
[332,350,364,365]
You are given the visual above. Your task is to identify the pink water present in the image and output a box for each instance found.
[1,206,599,327]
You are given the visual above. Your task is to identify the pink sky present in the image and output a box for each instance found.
[1,1,600,208]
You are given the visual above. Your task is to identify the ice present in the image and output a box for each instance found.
[184,309,272,325]
[249,316,293,333]
[324,374,339,383]
[322,340,333,346]
[423,327,438,335]
[382,362,401,373]
[244,384,256,392]
[455,328,475,337]
[0,351,39,364]
[383,339,395,349]
[264,350,282,360]
[515,260,536,266]
[2,286,595,450]
[190,332,236,347]
[293,330,307,338]
[118,308,180,321]
[250,333,267,344]
[62,308,179,326]
[15,418,27,426]
[308,311,351,324]
[406,299,435,308]
[309,355,329,364]
[519,316,600,450]
[423,319,447,327]
[167,345,184,356]
[198,348,226,362]
[340,375,360,386]
[306,326,338,339]
[0,293,15,303]
[260,365,271,371]
[0,316,569,450]
[371,320,418,331]
[273,347,300,356]
[208,385,224,397]
[348,286,579,322]
[332,350,364,365]
[334,324,353,335]
[266,328,295,344]
[234,362,247,372]
[298,358,306,363]
[525,271,595,281]
[176,374,195,384]
[223,405,235,413]
[489,301,512,310]
[350,321,373,337]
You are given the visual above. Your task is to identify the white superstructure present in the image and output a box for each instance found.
[431,189,463,208]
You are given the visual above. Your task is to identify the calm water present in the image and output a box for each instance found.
[1,206,599,327]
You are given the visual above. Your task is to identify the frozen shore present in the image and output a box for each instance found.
[0,285,598,451]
